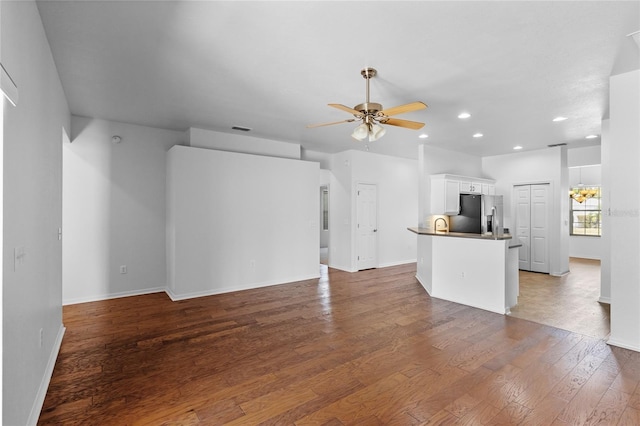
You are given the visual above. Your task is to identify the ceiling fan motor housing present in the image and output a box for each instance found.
[354,102,383,116]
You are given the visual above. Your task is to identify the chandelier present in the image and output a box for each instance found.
[570,187,598,203]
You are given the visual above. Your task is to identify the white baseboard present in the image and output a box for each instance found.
[166,273,320,301]
[326,264,356,273]
[63,286,166,305]
[27,324,66,426]
[415,273,432,295]
[607,337,640,352]
[378,259,417,268]
[550,269,570,277]
[598,296,611,304]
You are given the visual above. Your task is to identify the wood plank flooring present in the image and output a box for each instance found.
[510,258,610,339]
[39,263,639,425]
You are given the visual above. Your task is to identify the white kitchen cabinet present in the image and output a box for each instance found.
[460,181,483,194]
[430,174,497,216]
[430,176,460,215]
[482,183,495,195]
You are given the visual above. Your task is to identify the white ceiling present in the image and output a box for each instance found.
[36,1,639,160]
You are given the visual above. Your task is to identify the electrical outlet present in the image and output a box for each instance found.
[120,265,127,274]
[460,271,465,278]
[249,260,256,268]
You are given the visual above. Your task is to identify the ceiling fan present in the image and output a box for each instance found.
[307,67,427,142]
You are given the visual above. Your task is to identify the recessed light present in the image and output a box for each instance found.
[473,133,483,138]
[458,112,471,119]
[585,135,598,139]
[419,133,429,139]
[513,146,523,150]
[552,116,568,122]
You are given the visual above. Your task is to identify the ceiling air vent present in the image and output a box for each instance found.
[547,143,567,147]
[232,126,251,132]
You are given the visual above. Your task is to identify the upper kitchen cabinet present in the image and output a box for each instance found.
[459,181,482,194]
[431,175,460,215]
[430,174,496,215]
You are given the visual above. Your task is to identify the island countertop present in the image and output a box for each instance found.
[408,227,512,241]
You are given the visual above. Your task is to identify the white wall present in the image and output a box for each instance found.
[328,150,418,271]
[351,150,419,268]
[418,144,483,227]
[167,145,319,299]
[187,127,300,159]
[2,1,70,424]
[608,69,640,351]
[600,119,611,303]
[328,151,354,271]
[63,117,184,304]
[482,147,570,276]
[568,145,601,167]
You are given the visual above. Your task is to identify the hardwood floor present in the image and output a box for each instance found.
[39,263,639,425]
[510,258,610,339]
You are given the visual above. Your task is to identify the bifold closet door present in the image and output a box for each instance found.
[515,184,549,273]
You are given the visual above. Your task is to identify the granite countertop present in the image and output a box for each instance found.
[407,227,513,241]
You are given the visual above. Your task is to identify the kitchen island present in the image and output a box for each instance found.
[408,227,520,314]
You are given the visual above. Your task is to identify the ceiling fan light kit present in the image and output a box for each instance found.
[308,67,427,142]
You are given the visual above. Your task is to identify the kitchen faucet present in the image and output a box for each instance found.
[434,217,448,232]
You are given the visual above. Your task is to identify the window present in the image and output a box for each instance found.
[570,186,601,236]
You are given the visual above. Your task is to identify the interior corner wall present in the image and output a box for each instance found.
[328,150,419,271]
[350,150,419,268]
[608,69,640,351]
[187,127,301,160]
[63,117,184,304]
[167,145,319,299]
[2,1,70,424]
[482,147,569,276]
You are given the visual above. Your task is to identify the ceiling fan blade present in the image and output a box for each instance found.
[379,101,427,117]
[328,103,363,116]
[307,118,356,128]
[381,118,425,130]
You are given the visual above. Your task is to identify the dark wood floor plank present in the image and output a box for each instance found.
[38,262,639,425]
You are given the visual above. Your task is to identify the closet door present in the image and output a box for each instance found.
[515,185,531,270]
[514,184,550,273]
[530,184,549,273]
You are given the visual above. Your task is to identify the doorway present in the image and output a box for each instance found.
[514,183,550,273]
[319,185,329,265]
[356,183,378,270]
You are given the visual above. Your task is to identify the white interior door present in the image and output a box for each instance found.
[514,183,550,273]
[530,184,549,273]
[357,183,377,270]
[515,185,531,270]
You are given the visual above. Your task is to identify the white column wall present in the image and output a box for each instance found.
[608,69,640,351]
[167,146,319,299]
[2,2,70,424]
[600,119,611,303]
